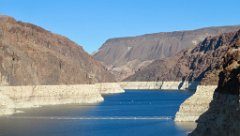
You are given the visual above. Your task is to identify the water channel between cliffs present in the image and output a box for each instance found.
[0,90,196,136]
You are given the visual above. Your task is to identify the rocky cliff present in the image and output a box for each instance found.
[189,40,240,136]
[0,16,114,85]
[175,30,240,123]
[94,26,240,81]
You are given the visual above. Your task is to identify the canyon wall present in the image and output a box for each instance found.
[126,30,239,84]
[175,30,240,122]
[94,26,240,81]
[189,44,240,136]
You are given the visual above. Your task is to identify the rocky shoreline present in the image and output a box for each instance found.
[1,79,235,128]
[0,81,197,116]
[0,83,124,116]
[175,85,217,122]
[189,93,240,136]
[119,81,192,90]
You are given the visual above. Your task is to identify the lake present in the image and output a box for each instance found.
[0,90,196,136]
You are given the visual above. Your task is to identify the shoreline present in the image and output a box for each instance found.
[0,83,124,116]
[119,81,198,90]
[1,81,212,119]
[174,85,217,122]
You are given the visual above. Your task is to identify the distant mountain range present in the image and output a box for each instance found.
[126,29,240,86]
[94,26,240,81]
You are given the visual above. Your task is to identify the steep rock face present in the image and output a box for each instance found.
[94,26,240,81]
[0,16,114,85]
[127,29,240,87]
[189,44,240,136]
[174,30,240,122]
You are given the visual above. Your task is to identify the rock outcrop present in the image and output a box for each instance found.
[94,26,240,81]
[0,16,114,85]
[175,85,217,122]
[175,30,240,123]
[189,41,240,136]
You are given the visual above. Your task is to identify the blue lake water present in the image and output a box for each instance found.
[0,90,196,136]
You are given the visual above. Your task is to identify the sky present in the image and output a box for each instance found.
[0,0,240,54]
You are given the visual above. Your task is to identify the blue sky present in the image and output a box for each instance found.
[1,0,240,53]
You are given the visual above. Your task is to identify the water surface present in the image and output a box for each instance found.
[0,90,196,136]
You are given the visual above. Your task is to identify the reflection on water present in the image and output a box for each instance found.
[5,116,173,120]
[175,121,197,134]
[0,90,195,136]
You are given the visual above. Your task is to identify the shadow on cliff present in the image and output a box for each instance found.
[189,69,240,136]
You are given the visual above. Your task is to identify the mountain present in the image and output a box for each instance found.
[0,16,114,85]
[126,29,240,87]
[94,26,240,81]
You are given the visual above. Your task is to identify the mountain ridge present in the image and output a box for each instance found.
[94,25,240,81]
[0,16,115,85]
[126,29,240,85]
